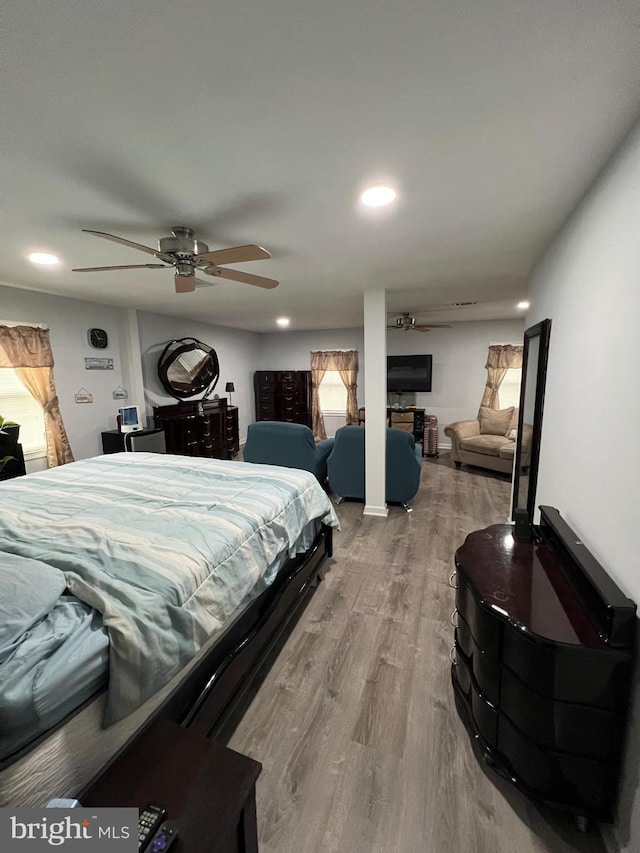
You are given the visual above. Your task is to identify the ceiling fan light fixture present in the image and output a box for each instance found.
[28,252,60,266]
[360,185,397,208]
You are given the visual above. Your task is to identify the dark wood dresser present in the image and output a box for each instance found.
[254,371,311,428]
[451,506,635,821]
[154,399,239,460]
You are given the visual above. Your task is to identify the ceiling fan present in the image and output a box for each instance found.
[387,312,452,332]
[72,226,278,293]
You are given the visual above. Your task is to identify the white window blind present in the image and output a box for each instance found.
[318,371,347,413]
[0,369,47,459]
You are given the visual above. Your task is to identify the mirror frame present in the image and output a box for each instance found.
[157,337,220,401]
[512,318,552,526]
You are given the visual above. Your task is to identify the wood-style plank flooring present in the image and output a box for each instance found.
[229,456,606,853]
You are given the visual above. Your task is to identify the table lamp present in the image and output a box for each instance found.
[225,382,235,406]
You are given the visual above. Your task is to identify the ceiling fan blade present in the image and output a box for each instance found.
[197,244,271,266]
[72,263,167,272]
[174,273,195,293]
[82,229,174,263]
[414,324,452,331]
[206,267,279,289]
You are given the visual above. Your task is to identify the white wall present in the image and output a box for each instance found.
[386,320,525,444]
[1,285,128,460]
[258,320,525,445]
[137,311,260,442]
[527,118,640,853]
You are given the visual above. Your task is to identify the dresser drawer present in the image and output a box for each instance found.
[390,412,414,424]
[456,579,503,660]
[497,714,610,812]
[502,629,631,711]
[455,618,501,705]
[499,666,620,760]
[454,646,498,748]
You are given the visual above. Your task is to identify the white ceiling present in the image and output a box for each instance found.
[3,0,640,332]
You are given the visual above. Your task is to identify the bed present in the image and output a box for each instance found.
[0,452,339,806]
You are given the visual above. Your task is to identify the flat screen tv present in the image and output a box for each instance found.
[387,354,432,392]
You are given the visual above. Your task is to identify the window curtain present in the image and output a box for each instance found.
[479,344,523,410]
[310,349,359,440]
[0,325,74,467]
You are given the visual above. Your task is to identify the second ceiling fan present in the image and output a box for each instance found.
[72,226,278,293]
[387,312,451,332]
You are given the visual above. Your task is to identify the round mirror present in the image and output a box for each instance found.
[157,337,220,400]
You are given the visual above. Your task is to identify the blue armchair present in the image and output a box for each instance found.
[243,421,334,483]
[327,426,422,507]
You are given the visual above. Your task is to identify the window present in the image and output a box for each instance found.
[318,371,347,413]
[0,369,46,459]
[498,367,522,410]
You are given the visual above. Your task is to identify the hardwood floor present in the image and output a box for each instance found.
[229,458,606,853]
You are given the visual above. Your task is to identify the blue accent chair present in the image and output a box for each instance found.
[243,421,334,483]
[327,426,422,506]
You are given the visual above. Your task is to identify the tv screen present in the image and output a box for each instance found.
[387,354,432,392]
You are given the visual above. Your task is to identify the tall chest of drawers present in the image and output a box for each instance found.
[254,370,312,427]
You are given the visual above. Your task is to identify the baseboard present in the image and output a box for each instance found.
[363,504,389,518]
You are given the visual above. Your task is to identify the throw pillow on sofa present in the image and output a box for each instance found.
[478,406,515,436]
[505,407,519,437]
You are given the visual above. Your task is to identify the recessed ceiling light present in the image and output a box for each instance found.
[360,185,397,208]
[276,317,290,328]
[28,252,60,266]
[517,301,530,310]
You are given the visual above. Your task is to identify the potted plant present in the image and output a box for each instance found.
[0,416,20,446]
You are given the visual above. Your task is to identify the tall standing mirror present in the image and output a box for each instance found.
[512,319,552,529]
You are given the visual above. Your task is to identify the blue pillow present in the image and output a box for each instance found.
[0,553,67,647]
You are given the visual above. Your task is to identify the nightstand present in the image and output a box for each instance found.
[81,720,261,853]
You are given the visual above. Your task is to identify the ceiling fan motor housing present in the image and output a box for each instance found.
[396,315,416,330]
[158,226,209,258]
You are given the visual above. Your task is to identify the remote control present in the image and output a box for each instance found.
[138,804,167,851]
[148,821,179,853]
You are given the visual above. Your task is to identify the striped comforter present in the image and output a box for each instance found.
[0,453,339,723]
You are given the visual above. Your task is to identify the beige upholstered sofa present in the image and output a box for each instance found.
[444,407,532,475]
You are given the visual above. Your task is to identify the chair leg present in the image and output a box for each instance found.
[402,502,413,513]
[334,495,344,505]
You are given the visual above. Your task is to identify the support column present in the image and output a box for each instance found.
[363,290,388,517]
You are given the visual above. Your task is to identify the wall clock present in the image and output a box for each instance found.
[88,328,108,349]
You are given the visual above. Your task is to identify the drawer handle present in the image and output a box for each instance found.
[448,571,458,589]
[450,608,459,628]
[449,645,457,666]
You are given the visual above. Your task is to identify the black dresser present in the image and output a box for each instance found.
[254,370,311,427]
[451,506,635,821]
[154,399,239,460]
